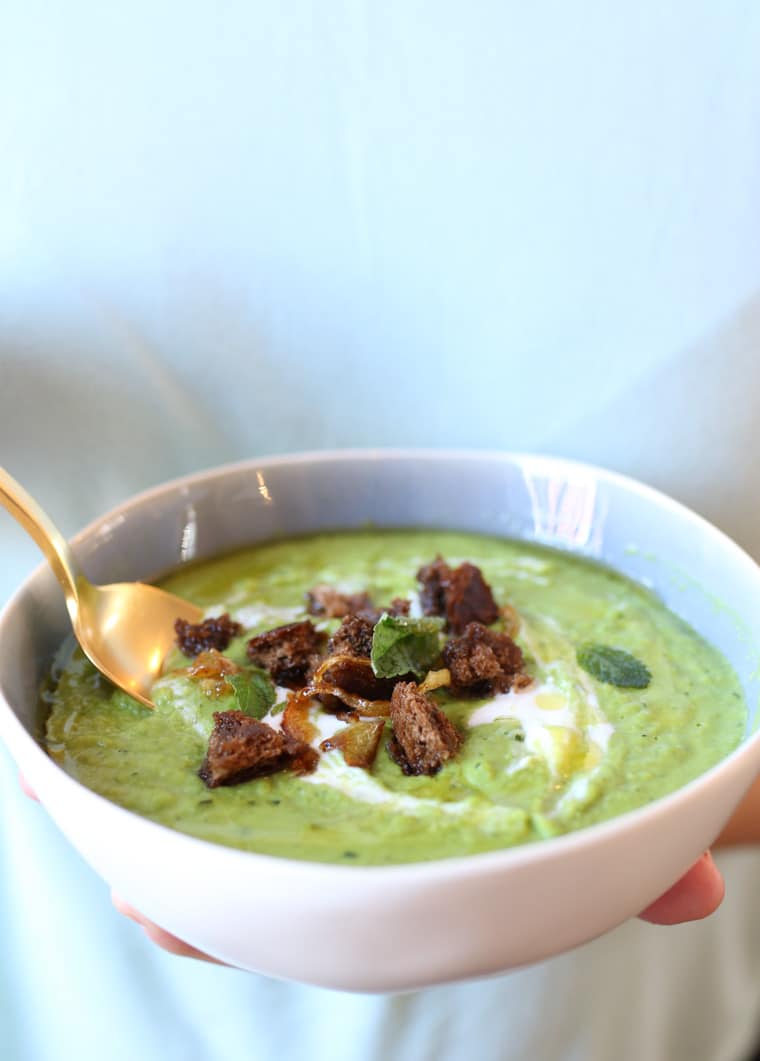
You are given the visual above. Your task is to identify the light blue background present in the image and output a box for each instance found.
[2,3,760,1059]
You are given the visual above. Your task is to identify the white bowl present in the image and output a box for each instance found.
[1,450,759,992]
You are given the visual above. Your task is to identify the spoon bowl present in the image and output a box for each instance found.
[0,468,202,708]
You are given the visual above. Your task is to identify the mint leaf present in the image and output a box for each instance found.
[371,613,445,679]
[228,668,276,719]
[576,644,651,689]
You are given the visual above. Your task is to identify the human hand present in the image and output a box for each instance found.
[637,851,724,924]
[110,892,228,964]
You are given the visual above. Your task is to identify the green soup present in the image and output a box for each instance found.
[44,531,746,865]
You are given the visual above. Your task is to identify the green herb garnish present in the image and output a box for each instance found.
[228,667,277,719]
[370,613,445,679]
[576,644,651,688]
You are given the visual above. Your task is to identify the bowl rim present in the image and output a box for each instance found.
[2,446,759,881]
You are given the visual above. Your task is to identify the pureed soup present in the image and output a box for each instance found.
[44,531,747,865]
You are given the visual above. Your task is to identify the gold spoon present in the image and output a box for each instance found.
[0,468,203,709]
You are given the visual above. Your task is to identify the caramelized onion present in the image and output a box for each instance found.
[281,691,319,744]
[419,668,452,694]
[320,719,386,768]
[309,654,392,717]
[187,649,240,699]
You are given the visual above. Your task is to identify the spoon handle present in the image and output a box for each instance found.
[0,468,80,616]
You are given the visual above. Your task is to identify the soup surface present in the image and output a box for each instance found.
[45,531,746,864]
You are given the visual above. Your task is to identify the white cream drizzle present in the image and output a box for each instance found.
[153,675,210,737]
[301,672,614,820]
[309,707,345,743]
[302,750,523,831]
[259,685,292,732]
[261,697,347,742]
[586,720,615,751]
[467,675,613,782]
[302,750,437,809]
[62,710,79,737]
[469,685,576,731]
[229,604,303,628]
[406,591,423,618]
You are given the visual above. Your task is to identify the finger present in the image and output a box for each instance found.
[140,922,228,964]
[18,772,39,801]
[111,892,144,924]
[111,892,228,965]
[639,852,724,925]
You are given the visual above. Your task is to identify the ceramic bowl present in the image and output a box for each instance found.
[1,450,759,992]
